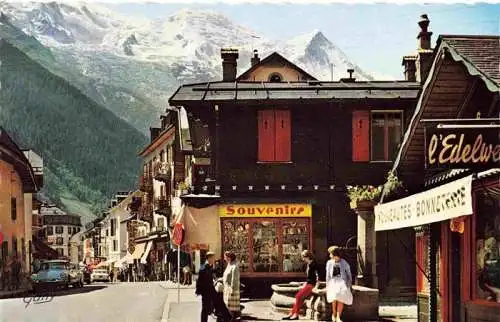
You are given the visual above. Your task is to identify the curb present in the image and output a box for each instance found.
[0,289,31,299]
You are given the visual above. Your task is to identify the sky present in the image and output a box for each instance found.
[103,2,500,79]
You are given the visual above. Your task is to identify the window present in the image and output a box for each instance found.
[221,218,311,274]
[160,150,165,162]
[475,191,500,301]
[67,226,72,234]
[46,226,54,236]
[352,110,403,162]
[55,226,63,234]
[158,218,165,229]
[223,220,251,272]
[111,219,116,237]
[113,240,118,252]
[56,237,64,245]
[268,73,283,82]
[57,248,64,257]
[11,197,16,221]
[258,109,291,162]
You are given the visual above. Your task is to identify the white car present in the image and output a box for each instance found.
[91,269,110,282]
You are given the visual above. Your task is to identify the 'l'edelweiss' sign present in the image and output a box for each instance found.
[425,127,500,170]
[219,204,312,217]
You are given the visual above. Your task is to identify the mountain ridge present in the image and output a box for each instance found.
[0,34,147,223]
[0,2,376,134]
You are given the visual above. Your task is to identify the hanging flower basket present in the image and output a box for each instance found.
[347,171,406,211]
[347,185,382,210]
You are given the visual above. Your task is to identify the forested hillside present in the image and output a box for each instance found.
[0,39,147,221]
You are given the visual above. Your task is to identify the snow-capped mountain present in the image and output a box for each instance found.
[0,2,375,133]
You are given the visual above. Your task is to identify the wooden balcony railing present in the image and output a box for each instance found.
[153,162,172,182]
[139,203,153,223]
[154,196,171,216]
[139,174,153,192]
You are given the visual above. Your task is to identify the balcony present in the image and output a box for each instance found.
[139,203,153,224]
[154,196,171,216]
[139,174,153,192]
[153,162,172,182]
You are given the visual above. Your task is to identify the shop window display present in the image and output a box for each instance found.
[282,222,308,272]
[222,220,250,272]
[221,218,311,274]
[253,221,279,272]
[475,192,500,302]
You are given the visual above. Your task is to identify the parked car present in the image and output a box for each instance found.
[69,263,84,286]
[91,269,110,282]
[31,260,84,292]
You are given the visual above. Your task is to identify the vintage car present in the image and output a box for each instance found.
[31,260,84,292]
[91,268,110,282]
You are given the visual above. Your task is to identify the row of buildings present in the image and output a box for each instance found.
[0,130,67,276]
[72,14,498,322]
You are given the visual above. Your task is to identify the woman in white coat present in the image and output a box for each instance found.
[325,246,353,322]
[223,250,240,320]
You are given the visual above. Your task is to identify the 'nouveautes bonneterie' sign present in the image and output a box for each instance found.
[374,175,473,231]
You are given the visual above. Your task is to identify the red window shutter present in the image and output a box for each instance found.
[352,110,370,162]
[274,110,291,162]
[258,110,275,161]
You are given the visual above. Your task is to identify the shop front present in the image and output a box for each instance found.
[218,203,312,278]
[376,170,500,322]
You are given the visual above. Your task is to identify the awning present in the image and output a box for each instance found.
[375,175,474,231]
[131,242,146,260]
[140,241,153,264]
[116,252,134,267]
[94,261,108,269]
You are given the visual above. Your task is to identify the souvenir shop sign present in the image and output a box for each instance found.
[425,126,500,170]
[219,204,312,218]
[374,175,473,231]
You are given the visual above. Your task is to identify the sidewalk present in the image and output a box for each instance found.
[162,286,418,322]
[0,278,32,299]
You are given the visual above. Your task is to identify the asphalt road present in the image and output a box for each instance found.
[0,282,169,322]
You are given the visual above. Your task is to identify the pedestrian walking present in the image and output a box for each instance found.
[1,257,11,291]
[195,251,232,322]
[109,269,114,283]
[11,255,21,290]
[223,251,240,320]
[282,250,319,320]
[326,246,353,322]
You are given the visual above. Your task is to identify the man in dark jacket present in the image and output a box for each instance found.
[196,252,232,322]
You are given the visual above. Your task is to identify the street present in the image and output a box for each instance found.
[0,282,169,322]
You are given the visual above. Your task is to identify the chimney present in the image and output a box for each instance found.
[251,49,260,66]
[416,14,434,83]
[340,69,356,83]
[402,55,417,82]
[221,48,239,81]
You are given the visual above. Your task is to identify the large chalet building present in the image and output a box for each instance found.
[165,17,438,295]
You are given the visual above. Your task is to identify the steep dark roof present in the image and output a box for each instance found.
[383,35,500,197]
[437,35,500,90]
[0,127,38,192]
[169,81,421,104]
[236,52,318,81]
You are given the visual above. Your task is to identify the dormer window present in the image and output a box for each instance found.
[268,73,283,83]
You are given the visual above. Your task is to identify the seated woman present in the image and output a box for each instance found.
[282,250,319,320]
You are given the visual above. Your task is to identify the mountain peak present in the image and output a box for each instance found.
[287,29,331,49]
